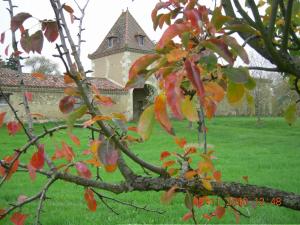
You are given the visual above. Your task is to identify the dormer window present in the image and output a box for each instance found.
[136,35,145,46]
[107,36,117,48]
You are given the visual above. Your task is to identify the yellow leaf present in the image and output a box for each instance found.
[166,48,188,63]
[202,179,212,191]
[181,96,198,122]
[227,81,245,104]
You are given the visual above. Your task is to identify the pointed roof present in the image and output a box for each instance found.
[89,10,154,60]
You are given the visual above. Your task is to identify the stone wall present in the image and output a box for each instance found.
[0,86,131,122]
[92,51,145,87]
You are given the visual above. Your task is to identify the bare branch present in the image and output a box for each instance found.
[282,0,294,52]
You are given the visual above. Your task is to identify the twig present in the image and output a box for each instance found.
[221,197,250,218]
[197,106,207,154]
[247,66,280,72]
[281,0,293,52]
[91,189,165,214]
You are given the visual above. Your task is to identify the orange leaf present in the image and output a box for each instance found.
[2,154,19,180]
[162,160,175,168]
[64,87,80,96]
[174,137,186,148]
[10,212,27,225]
[167,168,178,176]
[203,213,212,221]
[160,151,171,160]
[215,206,226,219]
[84,188,97,212]
[112,113,127,121]
[83,115,112,127]
[63,4,74,14]
[69,133,80,146]
[7,121,21,136]
[90,140,101,153]
[127,126,138,132]
[32,72,46,80]
[193,196,205,208]
[154,94,174,135]
[128,54,160,80]
[0,112,6,128]
[161,185,177,204]
[213,170,222,182]
[157,23,192,49]
[64,73,74,84]
[94,95,115,106]
[184,170,197,180]
[203,97,217,119]
[182,211,193,221]
[204,82,225,102]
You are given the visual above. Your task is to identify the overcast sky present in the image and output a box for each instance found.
[0,0,165,73]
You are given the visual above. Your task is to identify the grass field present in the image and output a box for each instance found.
[0,117,300,224]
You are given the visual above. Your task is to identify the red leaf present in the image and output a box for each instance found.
[82,149,92,155]
[154,94,174,135]
[24,92,32,102]
[5,44,9,56]
[193,196,204,208]
[10,212,27,225]
[0,208,6,219]
[215,206,226,219]
[75,162,92,179]
[20,30,44,54]
[97,140,119,173]
[0,112,6,128]
[182,211,193,221]
[42,20,59,42]
[7,121,21,135]
[203,97,217,119]
[165,72,184,119]
[127,126,138,132]
[184,59,205,102]
[30,144,45,170]
[11,12,32,32]
[69,133,80,146]
[62,142,75,162]
[59,96,76,114]
[27,163,36,181]
[63,4,74,14]
[185,9,201,31]
[13,51,23,56]
[84,188,97,212]
[157,23,192,49]
[174,137,186,148]
[0,32,5,44]
[160,151,171,160]
[1,154,19,180]
[213,170,222,182]
[32,72,46,80]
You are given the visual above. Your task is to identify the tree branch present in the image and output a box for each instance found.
[282,0,293,52]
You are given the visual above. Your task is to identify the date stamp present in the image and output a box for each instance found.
[207,197,282,207]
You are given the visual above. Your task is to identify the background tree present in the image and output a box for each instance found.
[0,56,19,71]
[0,1,300,224]
[24,55,61,75]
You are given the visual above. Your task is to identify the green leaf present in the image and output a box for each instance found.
[184,192,193,210]
[211,6,232,30]
[284,103,297,126]
[181,32,190,49]
[224,24,259,35]
[227,81,245,104]
[66,105,88,131]
[199,54,218,71]
[222,67,250,84]
[137,105,155,141]
[244,76,256,90]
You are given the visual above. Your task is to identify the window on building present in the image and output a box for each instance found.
[137,35,145,46]
[108,37,118,48]
[0,93,10,105]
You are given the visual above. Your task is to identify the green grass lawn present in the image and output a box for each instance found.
[0,117,300,224]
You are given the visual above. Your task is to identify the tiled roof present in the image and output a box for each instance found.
[89,10,155,59]
[0,68,124,91]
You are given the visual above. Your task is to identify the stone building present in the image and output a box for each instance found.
[89,9,157,120]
